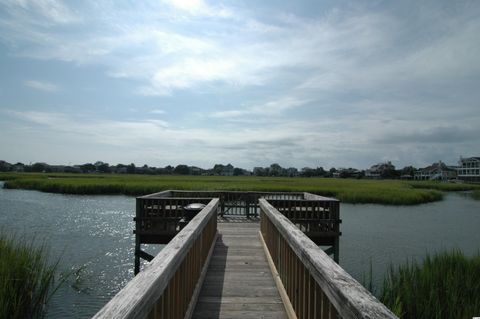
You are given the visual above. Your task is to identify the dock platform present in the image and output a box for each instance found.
[93,191,398,319]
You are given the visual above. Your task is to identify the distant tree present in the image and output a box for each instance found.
[401,166,416,177]
[97,162,110,173]
[31,162,48,172]
[80,163,96,173]
[0,160,12,172]
[269,163,282,176]
[381,167,399,179]
[174,164,189,175]
[64,166,79,173]
[300,167,314,177]
[233,167,244,176]
[212,164,224,175]
[126,163,136,174]
[13,162,25,172]
[253,167,266,176]
[162,165,174,174]
[286,167,298,177]
[357,170,366,179]
[327,167,337,177]
[137,164,152,174]
[315,167,326,177]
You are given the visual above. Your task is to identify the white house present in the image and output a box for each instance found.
[457,157,480,182]
[414,161,456,181]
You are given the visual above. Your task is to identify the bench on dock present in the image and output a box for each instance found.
[93,191,397,319]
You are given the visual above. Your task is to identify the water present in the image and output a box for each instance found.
[1,183,479,317]
[0,182,139,318]
[340,192,480,292]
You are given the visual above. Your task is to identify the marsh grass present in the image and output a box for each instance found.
[0,233,61,319]
[408,180,480,192]
[380,250,480,319]
[0,172,452,205]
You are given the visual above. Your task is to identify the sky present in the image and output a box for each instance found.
[0,0,479,170]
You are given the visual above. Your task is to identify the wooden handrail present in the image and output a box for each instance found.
[259,199,398,319]
[93,198,219,319]
[138,190,172,199]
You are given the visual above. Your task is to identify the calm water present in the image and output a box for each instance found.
[1,182,479,317]
[340,192,480,290]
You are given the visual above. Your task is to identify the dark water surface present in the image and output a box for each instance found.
[340,192,480,291]
[1,182,479,317]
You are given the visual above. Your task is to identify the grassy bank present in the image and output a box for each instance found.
[380,250,480,319]
[0,233,59,319]
[407,180,480,192]
[2,172,478,205]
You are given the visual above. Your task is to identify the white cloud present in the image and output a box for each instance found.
[211,97,309,119]
[24,80,59,92]
[161,0,232,17]
[1,0,79,25]
[2,1,479,98]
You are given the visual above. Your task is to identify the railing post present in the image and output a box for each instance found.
[333,202,340,263]
[220,193,225,217]
[134,198,141,275]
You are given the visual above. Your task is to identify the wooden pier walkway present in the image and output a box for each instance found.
[93,191,398,319]
[192,220,287,319]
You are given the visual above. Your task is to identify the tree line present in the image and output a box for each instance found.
[0,160,417,179]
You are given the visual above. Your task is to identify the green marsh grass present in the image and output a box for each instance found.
[381,250,480,319]
[407,180,480,192]
[0,233,60,319]
[0,172,447,205]
[4,173,480,205]
[0,173,450,205]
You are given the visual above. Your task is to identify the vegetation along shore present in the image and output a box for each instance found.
[0,232,60,319]
[1,172,479,205]
[380,250,480,319]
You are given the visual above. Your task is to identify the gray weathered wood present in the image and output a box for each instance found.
[92,198,219,319]
[138,190,172,199]
[259,199,398,319]
[192,222,287,319]
[303,192,340,201]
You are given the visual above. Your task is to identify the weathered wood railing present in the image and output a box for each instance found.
[93,198,219,319]
[260,199,398,319]
[143,190,304,217]
[267,194,341,261]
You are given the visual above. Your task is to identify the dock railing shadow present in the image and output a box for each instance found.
[191,235,228,318]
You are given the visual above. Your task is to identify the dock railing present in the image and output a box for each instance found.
[148,190,304,217]
[259,198,398,319]
[93,198,219,319]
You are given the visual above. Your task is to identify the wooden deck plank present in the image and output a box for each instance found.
[192,222,287,319]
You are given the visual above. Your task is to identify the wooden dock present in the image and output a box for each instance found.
[192,221,287,319]
[93,191,398,319]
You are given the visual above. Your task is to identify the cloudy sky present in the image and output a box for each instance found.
[0,0,479,170]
